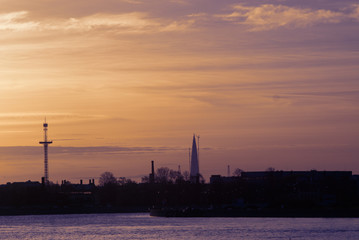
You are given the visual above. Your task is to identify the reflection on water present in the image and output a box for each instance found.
[0,213,358,240]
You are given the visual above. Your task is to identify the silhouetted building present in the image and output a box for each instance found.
[210,175,240,184]
[6,180,42,187]
[241,170,352,183]
[211,171,353,184]
[190,134,200,183]
[210,170,356,208]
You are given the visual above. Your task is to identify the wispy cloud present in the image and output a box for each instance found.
[0,112,108,126]
[0,11,39,31]
[65,12,195,33]
[0,11,194,34]
[64,12,157,33]
[0,146,189,157]
[216,4,359,31]
[2,2,359,34]
[169,0,190,5]
[160,19,195,32]
[120,0,143,4]
[350,4,359,20]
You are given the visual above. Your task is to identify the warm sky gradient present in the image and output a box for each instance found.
[1,0,358,183]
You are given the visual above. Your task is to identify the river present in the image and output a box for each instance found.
[0,213,358,239]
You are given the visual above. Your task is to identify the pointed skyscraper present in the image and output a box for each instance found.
[190,134,200,183]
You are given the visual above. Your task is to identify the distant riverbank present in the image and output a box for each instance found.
[1,205,359,218]
[0,206,149,216]
[150,207,359,218]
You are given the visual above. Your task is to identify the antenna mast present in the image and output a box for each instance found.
[197,135,200,163]
[39,119,52,184]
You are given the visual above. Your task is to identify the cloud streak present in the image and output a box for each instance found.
[216,3,359,31]
[64,12,158,32]
[0,146,191,157]
[0,112,108,126]
[2,2,359,34]
[0,11,194,34]
[0,11,39,31]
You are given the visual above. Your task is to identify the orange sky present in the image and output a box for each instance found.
[1,0,359,183]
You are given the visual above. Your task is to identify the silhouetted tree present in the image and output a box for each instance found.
[156,167,170,183]
[199,173,205,184]
[182,171,190,181]
[141,175,149,183]
[169,169,184,183]
[98,172,118,206]
[118,177,135,185]
[266,167,275,172]
[99,172,117,186]
[233,168,244,177]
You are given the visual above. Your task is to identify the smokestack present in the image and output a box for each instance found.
[149,160,155,184]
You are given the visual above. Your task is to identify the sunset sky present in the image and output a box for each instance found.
[1,0,358,183]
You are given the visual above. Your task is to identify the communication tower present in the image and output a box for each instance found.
[39,119,52,184]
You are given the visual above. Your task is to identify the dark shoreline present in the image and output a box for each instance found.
[0,206,149,216]
[150,207,359,218]
[1,206,359,218]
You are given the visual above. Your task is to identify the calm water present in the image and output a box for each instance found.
[0,213,358,240]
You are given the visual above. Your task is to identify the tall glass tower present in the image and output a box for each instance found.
[190,134,199,183]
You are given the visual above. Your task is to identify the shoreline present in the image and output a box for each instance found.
[150,207,359,218]
[1,206,359,218]
[0,206,149,216]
